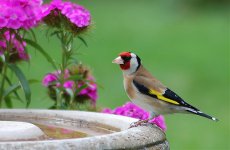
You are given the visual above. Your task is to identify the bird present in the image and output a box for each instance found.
[112,51,218,126]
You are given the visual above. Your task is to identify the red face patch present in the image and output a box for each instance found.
[119,52,131,70]
[120,62,130,70]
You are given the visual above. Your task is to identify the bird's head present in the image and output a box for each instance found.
[112,52,141,75]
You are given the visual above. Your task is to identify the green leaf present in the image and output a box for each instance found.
[0,55,5,63]
[66,89,74,99]
[67,34,74,46]
[29,29,37,42]
[50,30,61,37]
[55,88,62,108]
[4,97,13,108]
[3,82,21,98]
[60,102,68,109]
[24,39,57,70]
[7,63,31,107]
[3,79,39,103]
[67,75,82,81]
[5,76,23,102]
[78,36,88,47]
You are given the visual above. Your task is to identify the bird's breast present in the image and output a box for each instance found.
[123,77,136,100]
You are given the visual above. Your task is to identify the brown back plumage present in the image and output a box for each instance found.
[135,65,166,94]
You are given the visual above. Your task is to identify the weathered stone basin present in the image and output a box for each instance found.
[0,109,169,150]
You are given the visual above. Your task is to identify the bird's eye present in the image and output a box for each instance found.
[121,56,131,62]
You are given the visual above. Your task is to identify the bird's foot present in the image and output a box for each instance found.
[129,119,150,128]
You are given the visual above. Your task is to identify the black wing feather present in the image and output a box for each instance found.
[133,80,157,99]
[133,80,199,110]
[163,88,199,110]
[133,80,158,99]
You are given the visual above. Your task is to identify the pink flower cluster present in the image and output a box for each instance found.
[77,76,98,104]
[0,0,43,29]
[42,69,98,104]
[42,0,91,28]
[0,31,29,61]
[42,69,69,87]
[102,102,167,131]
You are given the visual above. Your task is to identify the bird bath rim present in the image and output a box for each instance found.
[0,109,169,150]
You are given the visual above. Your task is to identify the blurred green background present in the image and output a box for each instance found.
[11,0,230,149]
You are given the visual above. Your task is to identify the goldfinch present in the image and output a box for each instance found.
[112,52,218,124]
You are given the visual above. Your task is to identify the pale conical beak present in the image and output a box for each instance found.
[112,56,124,64]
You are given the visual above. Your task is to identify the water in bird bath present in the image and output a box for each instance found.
[35,124,87,139]
[34,123,118,140]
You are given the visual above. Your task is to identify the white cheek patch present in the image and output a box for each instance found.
[123,53,139,75]
[130,57,139,72]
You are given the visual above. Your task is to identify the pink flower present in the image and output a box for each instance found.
[43,66,98,107]
[62,3,91,27]
[42,69,70,88]
[0,16,8,28]
[86,83,98,100]
[0,41,6,50]
[102,102,167,131]
[63,80,75,89]
[42,0,91,28]
[111,102,149,120]
[0,0,43,29]
[42,73,58,87]
[41,0,63,17]
[4,8,24,29]
[149,115,167,132]
[0,31,29,62]
[77,77,98,105]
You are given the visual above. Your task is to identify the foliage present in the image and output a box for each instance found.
[0,0,43,107]
[42,65,98,109]
[0,0,97,110]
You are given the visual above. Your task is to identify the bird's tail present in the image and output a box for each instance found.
[186,109,219,122]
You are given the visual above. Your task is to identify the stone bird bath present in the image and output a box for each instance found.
[0,109,169,150]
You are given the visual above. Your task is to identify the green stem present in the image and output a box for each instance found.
[57,31,75,109]
[0,30,12,107]
[0,64,7,107]
[60,31,68,81]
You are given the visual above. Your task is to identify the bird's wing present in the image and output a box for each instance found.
[133,78,180,105]
[134,68,199,110]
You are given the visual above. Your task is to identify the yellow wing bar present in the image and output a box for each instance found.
[149,89,179,105]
